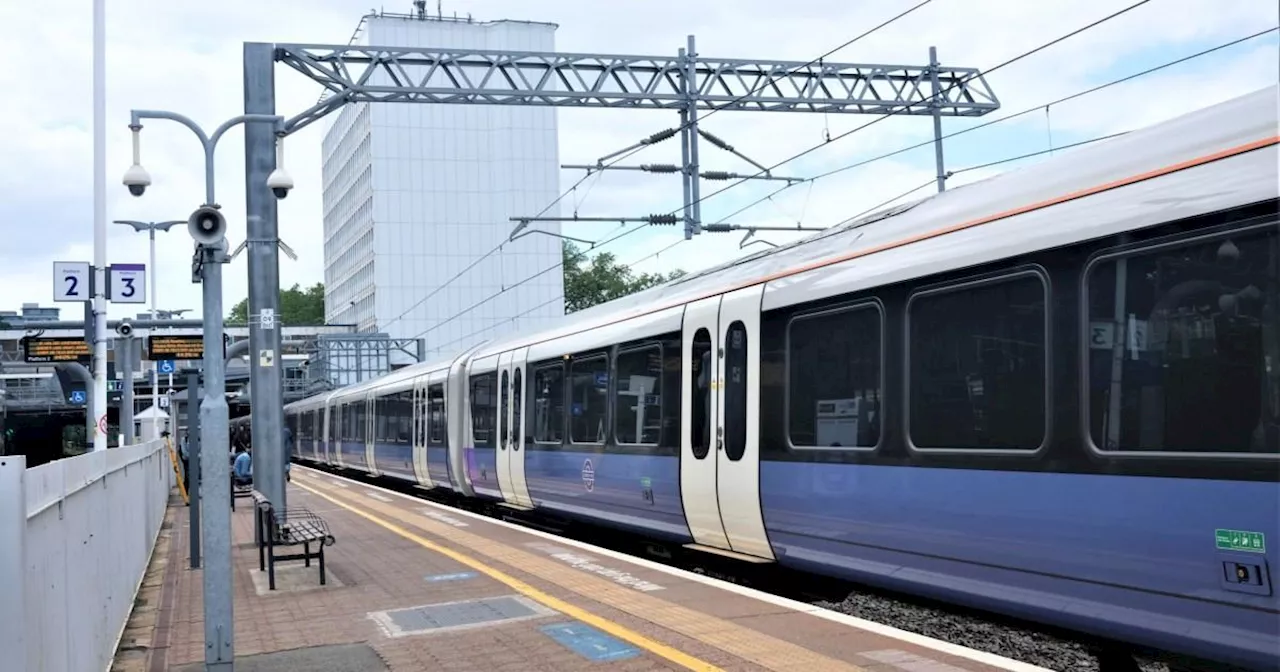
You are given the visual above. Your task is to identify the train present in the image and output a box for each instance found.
[274,86,1278,670]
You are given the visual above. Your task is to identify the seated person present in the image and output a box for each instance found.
[232,447,253,486]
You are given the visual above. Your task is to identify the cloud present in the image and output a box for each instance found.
[0,0,1274,325]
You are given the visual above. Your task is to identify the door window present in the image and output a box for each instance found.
[512,368,523,450]
[724,322,748,461]
[500,370,510,450]
[691,328,713,459]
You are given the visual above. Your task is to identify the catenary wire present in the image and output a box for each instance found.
[702,24,1275,231]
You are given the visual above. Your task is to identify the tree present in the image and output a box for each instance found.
[227,282,326,325]
[563,241,685,313]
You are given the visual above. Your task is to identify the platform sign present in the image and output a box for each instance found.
[22,336,90,363]
[69,390,87,404]
[53,261,91,302]
[108,263,146,304]
[157,359,177,374]
[147,335,213,361]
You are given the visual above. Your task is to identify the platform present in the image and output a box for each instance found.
[118,465,1048,671]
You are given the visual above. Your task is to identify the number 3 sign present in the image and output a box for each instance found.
[109,263,147,304]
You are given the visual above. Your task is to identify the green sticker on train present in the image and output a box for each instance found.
[1215,529,1265,553]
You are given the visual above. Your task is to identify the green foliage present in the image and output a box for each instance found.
[227,282,326,325]
[563,241,685,313]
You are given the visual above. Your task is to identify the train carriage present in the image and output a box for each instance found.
[283,85,1279,670]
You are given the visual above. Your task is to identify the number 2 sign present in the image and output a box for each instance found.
[53,261,91,302]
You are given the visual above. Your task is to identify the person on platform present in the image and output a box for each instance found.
[232,445,253,487]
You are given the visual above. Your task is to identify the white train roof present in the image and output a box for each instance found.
[469,84,1278,359]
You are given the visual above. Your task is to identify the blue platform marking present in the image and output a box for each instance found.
[424,572,477,582]
[540,622,640,662]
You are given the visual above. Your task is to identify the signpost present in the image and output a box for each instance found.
[53,262,91,302]
[108,263,147,304]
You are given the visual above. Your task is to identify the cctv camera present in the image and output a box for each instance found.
[116,320,134,337]
[266,167,294,200]
[122,163,151,198]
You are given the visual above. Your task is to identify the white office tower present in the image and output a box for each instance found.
[321,11,565,358]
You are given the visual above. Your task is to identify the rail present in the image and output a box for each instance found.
[0,439,172,672]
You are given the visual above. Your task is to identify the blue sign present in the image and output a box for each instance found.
[157,359,176,374]
[69,390,86,404]
[540,622,639,662]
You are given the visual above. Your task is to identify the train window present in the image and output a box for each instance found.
[500,370,510,449]
[691,329,712,459]
[375,396,389,444]
[470,374,497,448]
[787,303,882,449]
[1085,224,1279,455]
[615,344,662,445]
[428,385,445,445]
[512,368,523,450]
[908,272,1047,451]
[532,363,565,443]
[724,322,748,461]
[569,355,608,444]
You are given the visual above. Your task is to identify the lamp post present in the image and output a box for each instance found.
[113,219,182,439]
[121,108,289,672]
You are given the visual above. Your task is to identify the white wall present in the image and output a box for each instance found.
[321,15,566,357]
[0,440,173,672]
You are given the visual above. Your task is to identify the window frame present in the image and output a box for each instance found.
[427,383,446,446]
[530,361,566,445]
[568,353,610,446]
[1079,220,1280,461]
[904,266,1053,455]
[613,343,664,447]
[783,298,885,453]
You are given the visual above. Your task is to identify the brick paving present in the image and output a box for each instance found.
[118,470,1029,671]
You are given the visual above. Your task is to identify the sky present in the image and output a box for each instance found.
[0,0,1276,322]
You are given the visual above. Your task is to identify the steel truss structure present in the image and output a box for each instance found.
[303,334,426,390]
[272,37,999,240]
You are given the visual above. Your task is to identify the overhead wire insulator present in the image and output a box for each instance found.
[701,223,734,233]
[643,128,678,145]
[647,214,679,225]
[700,171,737,181]
[697,129,733,151]
[642,164,681,173]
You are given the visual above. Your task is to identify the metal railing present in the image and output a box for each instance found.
[0,438,172,672]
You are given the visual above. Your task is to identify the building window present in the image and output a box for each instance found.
[909,273,1047,450]
[788,303,882,449]
[569,355,608,444]
[724,322,748,461]
[532,363,565,444]
[690,329,713,459]
[614,345,662,445]
[470,374,496,448]
[1086,225,1279,454]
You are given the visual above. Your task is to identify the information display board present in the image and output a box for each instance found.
[22,337,91,363]
[147,334,223,361]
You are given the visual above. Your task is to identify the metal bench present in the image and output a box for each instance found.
[230,479,253,511]
[251,490,336,590]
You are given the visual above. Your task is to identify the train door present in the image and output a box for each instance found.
[411,377,432,487]
[494,352,519,505]
[679,288,774,561]
[332,403,346,469]
[503,347,533,508]
[364,392,380,476]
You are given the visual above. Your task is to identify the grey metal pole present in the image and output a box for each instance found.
[198,242,233,670]
[186,370,201,569]
[929,46,946,193]
[685,35,703,238]
[244,42,287,512]
[121,336,135,445]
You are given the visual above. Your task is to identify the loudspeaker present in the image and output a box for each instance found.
[188,206,227,245]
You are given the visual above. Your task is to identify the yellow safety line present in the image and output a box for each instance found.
[295,481,723,672]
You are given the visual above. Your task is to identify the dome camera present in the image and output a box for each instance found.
[122,163,151,197]
[116,320,134,337]
[266,167,294,200]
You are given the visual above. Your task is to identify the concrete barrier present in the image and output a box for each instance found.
[0,439,172,672]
